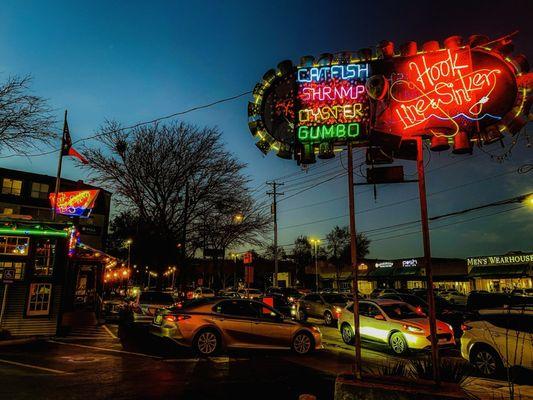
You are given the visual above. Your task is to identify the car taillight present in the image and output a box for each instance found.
[164,314,190,322]
[461,323,472,331]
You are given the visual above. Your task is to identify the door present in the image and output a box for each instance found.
[484,314,533,369]
[212,300,255,348]
[359,303,390,343]
[249,302,292,348]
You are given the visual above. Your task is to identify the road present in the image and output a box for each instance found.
[0,319,530,400]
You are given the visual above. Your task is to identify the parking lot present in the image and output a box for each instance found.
[2,319,531,400]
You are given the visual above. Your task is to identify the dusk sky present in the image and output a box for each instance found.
[0,0,531,259]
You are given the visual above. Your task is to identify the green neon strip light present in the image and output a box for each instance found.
[0,227,69,237]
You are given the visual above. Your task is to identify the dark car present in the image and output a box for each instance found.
[466,292,533,313]
[379,292,464,338]
[261,293,292,317]
[296,293,347,326]
[265,287,304,303]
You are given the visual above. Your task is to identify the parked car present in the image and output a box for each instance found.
[261,293,292,317]
[265,287,304,303]
[441,290,467,306]
[102,293,128,321]
[127,291,176,324]
[338,299,455,355]
[296,292,347,326]
[218,288,239,298]
[150,298,322,355]
[379,293,464,338]
[193,287,215,299]
[237,288,263,299]
[461,308,533,378]
[370,288,398,299]
[511,288,533,297]
[466,292,533,313]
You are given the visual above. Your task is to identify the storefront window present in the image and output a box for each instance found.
[34,238,56,276]
[0,261,25,280]
[26,283,52,316]
[0,236,29,255]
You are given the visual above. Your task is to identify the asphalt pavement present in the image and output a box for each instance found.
[0,319,530,400]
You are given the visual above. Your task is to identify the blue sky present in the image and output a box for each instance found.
[0,0,531,259]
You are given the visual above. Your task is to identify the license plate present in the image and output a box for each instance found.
[154,315,163,325]
[438,338,448,344]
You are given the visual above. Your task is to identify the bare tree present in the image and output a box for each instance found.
[0,75,55,154]
[82,121,264,284]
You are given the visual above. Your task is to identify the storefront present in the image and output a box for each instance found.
[467,253,532,292]
[0,220,72,337]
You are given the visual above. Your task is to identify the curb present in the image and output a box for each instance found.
[0,336,42,347]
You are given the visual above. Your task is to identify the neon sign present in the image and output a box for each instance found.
[297,62,370,146]
[49,190,100,218]
[248,34,532,164]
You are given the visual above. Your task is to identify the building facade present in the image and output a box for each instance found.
[0,167,111,250]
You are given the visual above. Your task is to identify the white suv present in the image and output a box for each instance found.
[461,308,533,378]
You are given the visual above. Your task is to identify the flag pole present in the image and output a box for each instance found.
[52,110,67,221]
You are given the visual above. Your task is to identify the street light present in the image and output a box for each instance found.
[310,238,320,291]
[525,194,533,208]
[125,239,133,269]
[233,213,244,223]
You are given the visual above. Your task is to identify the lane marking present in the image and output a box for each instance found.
[0,358,69,374]
[48,340,162,359]
[102,324,118,339]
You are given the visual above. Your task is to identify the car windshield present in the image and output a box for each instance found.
[139,292,174,304]
[381,303,420,320]
[323,294,346,304]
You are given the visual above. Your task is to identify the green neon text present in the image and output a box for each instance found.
[298,123,360,142]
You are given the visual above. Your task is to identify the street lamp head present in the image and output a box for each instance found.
[525,194,533,208]
[126,239,133,245]
[233,213,244,223]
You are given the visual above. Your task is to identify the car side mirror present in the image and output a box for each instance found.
[374,314,385,320]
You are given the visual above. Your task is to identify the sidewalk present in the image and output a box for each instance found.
[463,377,533,400]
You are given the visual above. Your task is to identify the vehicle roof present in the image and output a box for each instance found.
[364,299,406,306]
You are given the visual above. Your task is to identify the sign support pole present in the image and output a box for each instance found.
[416,136,440,385]
[347,143,362,380]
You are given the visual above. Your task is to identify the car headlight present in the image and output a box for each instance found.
[404,324,424,333]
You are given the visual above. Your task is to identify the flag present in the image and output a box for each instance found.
[61,115,88,164]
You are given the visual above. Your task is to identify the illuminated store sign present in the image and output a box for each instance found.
[467,253,533,267]
[402,259,418,267]
[49,190,100,218]
[248,34,532,164]
[375,262,394,268]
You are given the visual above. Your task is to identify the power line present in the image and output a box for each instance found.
[0,90,253,159]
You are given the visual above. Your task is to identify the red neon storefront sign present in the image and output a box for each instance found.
[49,190,100,218]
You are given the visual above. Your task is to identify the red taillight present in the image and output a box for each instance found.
[164,314,190,322]
[461,323,472,331]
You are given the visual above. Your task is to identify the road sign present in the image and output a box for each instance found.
[2,268,15,283]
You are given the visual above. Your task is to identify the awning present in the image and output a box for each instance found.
[391,267,421,277]
[469,265,529,278]
[368,267,394,278]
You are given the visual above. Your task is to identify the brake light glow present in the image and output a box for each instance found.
[164,314,191,322]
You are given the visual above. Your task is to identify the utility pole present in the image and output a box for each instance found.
[347,143,362,380]
[416,137,440,384]
[267,181,284,287]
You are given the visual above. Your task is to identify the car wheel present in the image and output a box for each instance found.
[298,310,308,322]
[389,332,409,355]
[292,332,313,355]
[341,323,354,345]
[471,346,504,378]
[193,330,220,356]
[324,311,336,326]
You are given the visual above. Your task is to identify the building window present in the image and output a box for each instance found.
[34,238,56,276]
[0,236,29,256]
[27,283,52,316]
[2,178,22,196]
[31,182,50,200]
[0,261,25,280]
[2,208,13,215]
